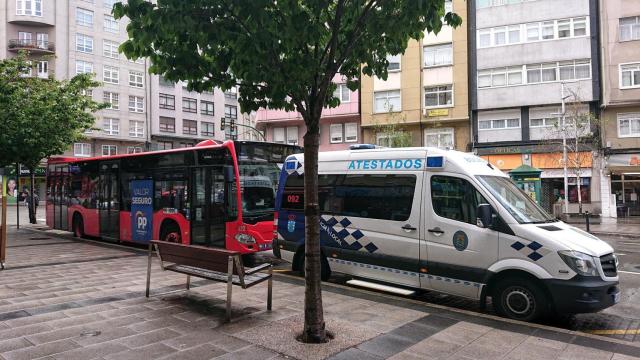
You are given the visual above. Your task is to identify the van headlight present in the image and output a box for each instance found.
[235,233,256,245]
[558,250,598,277]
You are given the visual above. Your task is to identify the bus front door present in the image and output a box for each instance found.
[99,162,120,240]
[192,167,226,248]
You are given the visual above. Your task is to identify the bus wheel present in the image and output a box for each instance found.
[160,222,181,243]
[73,215,84,238]
[493,277,548,322]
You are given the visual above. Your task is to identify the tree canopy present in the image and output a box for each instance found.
[0,52,104,170]
[114,0,460,120]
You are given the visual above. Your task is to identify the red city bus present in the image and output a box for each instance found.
[46,140,302,255]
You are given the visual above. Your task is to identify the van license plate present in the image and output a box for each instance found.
[613,292,620,304]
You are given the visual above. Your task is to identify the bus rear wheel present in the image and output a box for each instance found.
[160,222,181,243]
[72,215,84,238]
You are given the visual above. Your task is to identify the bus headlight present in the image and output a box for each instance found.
[235,233,256,245]
[558,250,598,277]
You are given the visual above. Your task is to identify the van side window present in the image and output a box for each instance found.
[281,173,417,221]
[431,176,488,225]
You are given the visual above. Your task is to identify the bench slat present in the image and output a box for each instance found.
[165,264,270,288]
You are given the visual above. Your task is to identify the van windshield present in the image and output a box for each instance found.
[477,176,556,224]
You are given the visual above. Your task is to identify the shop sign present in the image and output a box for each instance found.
[6,165,46,177]
[608,154,640,167]
[427,109,449,117]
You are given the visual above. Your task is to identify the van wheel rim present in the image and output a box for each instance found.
[505,288,534,316]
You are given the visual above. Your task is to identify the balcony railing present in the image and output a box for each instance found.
[8,39,55,53]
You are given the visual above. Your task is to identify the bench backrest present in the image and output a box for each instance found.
[150,240,244,276]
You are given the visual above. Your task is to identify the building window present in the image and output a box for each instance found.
[102,118,119,135]
[129,120,144,138]
[202,122,215,137]
[425,128,454,149]
[102,40,119,59]
[387,54,401,72]
[103,91,119,110]
[376,132,408,147]
[103,0,117,10]
[374,90,401,113]
[621,63,640,88]
[159,76,174,87]
[529,117,559,128]
[477,0,538,8]
[618,113,640,137]
[156,141,173,150]
[75,60,93,75]
[103,15,119,33]
[16,0,42,16]
[424,85,453,108]
[127,146,143,154]
[102,145,117,156]
[424,43,453,67]
[225,105,238,119]
[479,61,590,89]
[330,124,343,143]
[183,119,197,135]
[75,34,93,53]
[345,123,358,142]
[36,61,48,78]
[103,65,119,84]
[159,93,175,110]
[129,71,144,88]
[201,101,214,115]
[479,17,589,48]
[620,16,640,42]
[128,96,144,113]
[74,143,91,157]
[273,127,298,145]
[76,8,93,27]
[159,117,175,133]
[182,97,197,113]
[333,84,351,102]
[478,118,520,130]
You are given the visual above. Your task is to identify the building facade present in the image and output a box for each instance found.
[360,0,470,151]
[470,0,602,214]
[255,74,360,151]
[599,0,640,218]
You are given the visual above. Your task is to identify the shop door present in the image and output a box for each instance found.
[191,167,226,247]
[99,161,120,240]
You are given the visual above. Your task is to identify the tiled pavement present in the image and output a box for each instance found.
[0,227,639,359]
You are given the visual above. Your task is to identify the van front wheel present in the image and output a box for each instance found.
[493,277,548,322]
[293,250,331,281]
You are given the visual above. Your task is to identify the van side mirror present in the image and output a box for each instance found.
[477,204,493,229]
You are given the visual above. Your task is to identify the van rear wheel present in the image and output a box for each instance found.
[493,277,548,322]
[294,250,331,281]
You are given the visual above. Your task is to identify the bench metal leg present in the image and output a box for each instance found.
[145,242,152,298]
[226,257,233,322]
[267,265,272,311]
[186,275,190,290]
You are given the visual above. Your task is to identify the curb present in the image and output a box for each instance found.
[589,231,640,239]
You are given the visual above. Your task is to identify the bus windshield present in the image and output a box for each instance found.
[235,142,302,223]
[477,175,556,224]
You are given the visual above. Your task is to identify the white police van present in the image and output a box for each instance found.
[272,146,620,321]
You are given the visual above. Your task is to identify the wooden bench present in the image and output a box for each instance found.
[145,240,272,322]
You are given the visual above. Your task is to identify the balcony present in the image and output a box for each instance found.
[8,39,55,54]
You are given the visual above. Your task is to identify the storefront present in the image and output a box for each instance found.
[603,153,640,218]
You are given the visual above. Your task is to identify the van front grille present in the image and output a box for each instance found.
[600,253,617,277]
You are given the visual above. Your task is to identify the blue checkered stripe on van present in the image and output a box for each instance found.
[321,215,379,253]
[510,240,551,261]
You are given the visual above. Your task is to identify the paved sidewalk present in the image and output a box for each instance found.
[0,228,639,359]
[574,217,640,238]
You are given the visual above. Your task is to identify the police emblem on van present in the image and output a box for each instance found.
[453,231,468,251]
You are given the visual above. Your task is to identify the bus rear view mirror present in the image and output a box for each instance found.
[477,204,493,229]
[224,166,235,182]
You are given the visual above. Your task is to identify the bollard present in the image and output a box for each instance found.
[585,211,590,233]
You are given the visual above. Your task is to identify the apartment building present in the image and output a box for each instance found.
[360,0,470,151]
[470,0,601,214]
[1,0,151,158]
[148,77,247,150]
[599,0,640,218]
[255,74,360,150]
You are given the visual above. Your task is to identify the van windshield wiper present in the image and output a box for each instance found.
[528,219,558,224]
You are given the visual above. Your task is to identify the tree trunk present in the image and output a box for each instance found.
[29,168,36,224]
[301,117,326,343]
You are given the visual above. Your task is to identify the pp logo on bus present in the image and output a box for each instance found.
[135,211,148,231]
